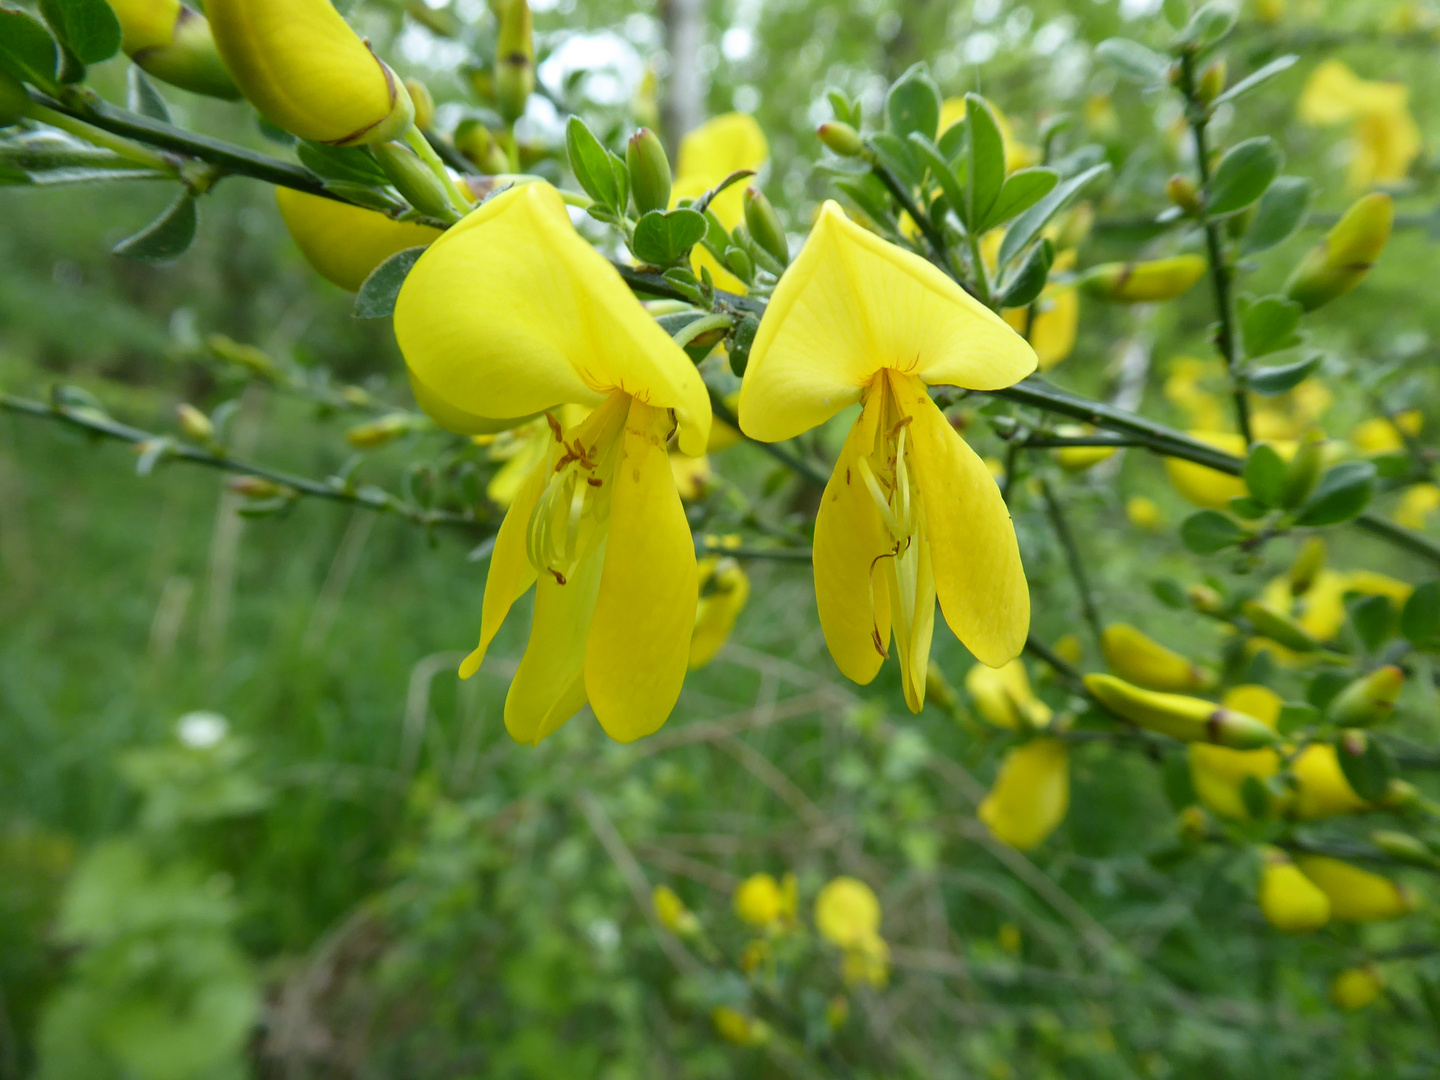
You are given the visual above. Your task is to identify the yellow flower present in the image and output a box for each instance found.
[1002,250,1079,371]
[275,188,441,292]
[1102,623,1215,693]
[394,183,711,744]
[815,876,889,986]
[939,98,1039,173]
[1259,569,1411,647]
[1126,496,1164,531]
[1396,483,1440,531]
[653,885,699,936]
[1189,686,1282,820]
[673,113,769,293]
[481,405,590,508]
[1331,967,1383,1011]
[1351,410,1422,455]
[1259,849,1331,934]
[712,1006,769,1045]
[690,556,750,669]
[738,201,1035,710]
[1295,855,1417,922]
[669,452,712,500]
[734,873,789,928]
[207,0,414,146]
[1290,743,1371,819]
[1298,60,1421,191]
[107,0,239,99]
[964,659,1051,731]
[840,935,890,988]
[979,737,1069,850]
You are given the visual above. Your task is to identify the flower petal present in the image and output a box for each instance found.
[503,541,607,745]
[979,738,1069,850]
[584,401,697,742]
[395,182,711,454]
[740,201,1035,443]
[276,187,442,292]
[675,112,769,228]
[813,397,892,685]
[899,380,1029,666]
[887,530,935,713]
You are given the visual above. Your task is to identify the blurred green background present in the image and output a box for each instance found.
[4,0,1440,1076]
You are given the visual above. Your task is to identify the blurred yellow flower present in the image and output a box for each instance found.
[1163,431,1249,508]
[1299,60,1421,191]
[712,1005,769,1045]
[1126,496,1164,531]
[1295,855,1417,922]
[965,659,1052,731]
[997,922,1022,954]
[740,201,1035,710]
[1331,967,1384,1011]
[276,188,442,292]
[689,556,750,669]
[653,884,700,936]
[1395,483,1440,531]
[1002,250,1080,371]
[733,871,797,929]
[1351,410,1422,455]
[1289,743,1372,819]
[816,877,889,987]
[673,113,769,293]
[394,183,711,745]
[1258,849,1330,934]
[979,737,1069,850]
[1189,685,1282,820]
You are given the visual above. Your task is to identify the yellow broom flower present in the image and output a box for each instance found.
[1295,855,1417,922]
[672,113,769,293]
[979,737,1070,850]
[106,0,239,99]
[1298,60,1421,191]
[275,188,441,292]
[689,556,750,669]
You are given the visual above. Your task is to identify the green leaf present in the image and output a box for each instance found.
[631,208,708,266]
[997,164,1109,269]
[1337,733,1394,803]
[885,63,941,142]
[319,179,405,214]
[1246,352,1321,397]
[982,168,1058,232]
[1294,460,1376,527]
[1161,752,1197,811]
[1180,509,1245,554]
[565,116,619,212]
[1305,669,1350,712]
[1162,0,1192,28]
[1276,701,1319,734]
[38,0,120,65]
[686,168,753,217]
[906,133,967,230]
[297,141,389,186]
[869,131,923,189]
[964,93,1006,228]
[1228,496,1268,520]
[997,237,1053,308]
[0,131,167,184]
[0,8,59,90]
[1176,2,1238,48]
[1400,581,1440,647]
[1239,294,1302,358]
[1206,137,1282,217]
[352,246,426,319]
[1239,775,1269,820]
[1213,54,1299,107]
[834,176,898,232]
[1151,579,1188,609]
[126,65,170,122]
[1095,38,1169,85]
[112,189,197,263]
[1348,594,1396,651]
[1242,176,1312,254]
[1242,443,1286,507]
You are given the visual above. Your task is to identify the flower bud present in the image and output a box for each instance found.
[1369,829,1439,867]
[1165,175,1201,216]
[1078,255,1207,303]
[979,738,1070,850]
[206,0,414,145]
[1240,600,1319,653]
[404,77,435,131]
[626,128,672,215]
[652,885,700,937]
[1285,193,1394,311]
[1084,674,1280,748]
[276,187,442,292]
[1126,496,1164,530]
[455,120,510,175]
[174,402,214,441]
[712,1006,769,1046]
[1255,0,1286,25]
[346,413,413,448]
[205,333,279,380]
[228,475,286,498]
[494,0,534,125]
[0,70,28,126]
[1331,966,1382,1011]
[1277,430,1325,509]
[1188,583,1224,615]
[1295,854,1417,922]
[1328,665,1405,727]
[1288,536,1326,597]
[1101,623,1217,693]
[371,140,456,222]
[1196,60,1227,106]
[744,187,790,267]
[818,121,865,157]
[107,0,240,99]
[1054,444,1116,472]
[1259,848,1330,933]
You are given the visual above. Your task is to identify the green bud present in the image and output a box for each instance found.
[1382,779,1440,817]
[1277,430,1325,509]
[372,141,456,222]
[1286,193,1394,311]
[1083,674,1280,748]
[114,2,241,100]
[627,128,672,215]
[405,78,435,132]
[205,333,280,380]
[175,402,214,441]
[0,69,28,126]
[346,413,413,449]
[1078,255,1207,303]
[743,186,789,267]
[1241,600,1319,652]
[1369,830,1440,867]
[818,121,864,157]
[1188,583,1224,615]
[1166,175,1201,216]
[1196,59,1226,105]
[1328,666,1404,727]
[228,475,286,499]
[1288,536,1326,597]
[495,0,534,125]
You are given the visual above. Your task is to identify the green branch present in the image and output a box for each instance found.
[1038,477,1104,647]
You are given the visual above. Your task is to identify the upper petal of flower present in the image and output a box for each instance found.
[395,182,712,455]
[739,201,1035,443]
[676,112,769,227]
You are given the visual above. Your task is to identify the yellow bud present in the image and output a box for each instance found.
[1241,600,1320,653]
[1258,849,1331,934]
[207,0,415,146]
[1189,687,1283,820]
[689,557,749,669]
[346,413,412,448]
[1295,854,1417,922]
[404,77,435,131]
[1166,175,1201,215]
[1196,60,1227,106]
[966,660,1052,731]
[174,402,214,441]
[1286,193,1394,311]
[1078,255,1207,304]
[276,187,441,292]
[1054,633,1085,666]
[712,1006,768,1046]
[818,121,865,157]
[494,0,534,125]
[1126,495,1165,531]
[107,0,240,99]
[1328,666,1404,727]
[1288,537,1326,596]
[1188,584,1224,615]
[227,475,285,498]
[733,873,786,928]
[1291,743,1370,819]
[1084,674,1280,748]
[1331,966,1383,1011]
[652,885,700,937]
[1101,623,1217,693]
[978,738,1070,850]
[205,333,279,380]
[815,877,881,948]
[1052,426,1117,472]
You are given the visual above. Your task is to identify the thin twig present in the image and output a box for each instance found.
[1038,477,1103,648]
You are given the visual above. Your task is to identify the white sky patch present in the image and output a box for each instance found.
[974,0,1003,24]
[722,26,754,62]
[178,711,229,749]
[963,31,999,64]
[1120,0,1166,16]
[1033,17,1074,56]
[538,31,644,105]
